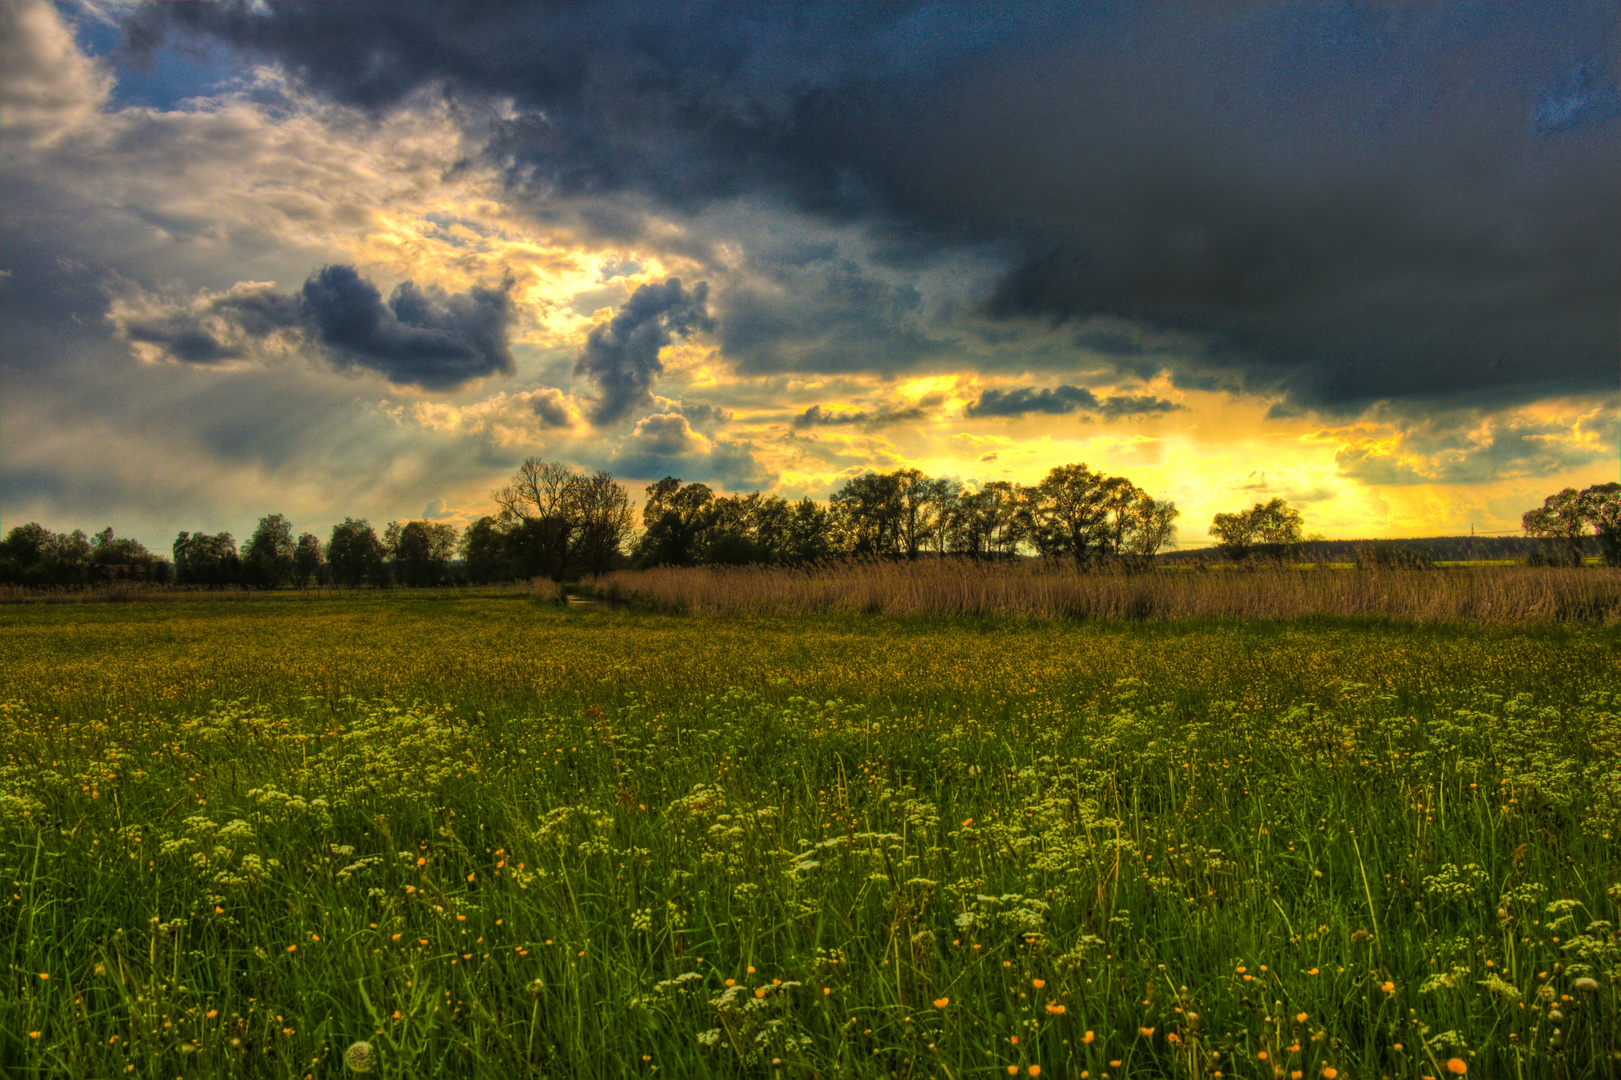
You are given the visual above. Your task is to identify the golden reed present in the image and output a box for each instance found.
[593,558,1621,624]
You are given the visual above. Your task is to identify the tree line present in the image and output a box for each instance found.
[6,464,1613,589]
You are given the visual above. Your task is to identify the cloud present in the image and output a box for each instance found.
[143,1,1619,411]
[792,402,927,430]
[965,384,1182,420]
[300,266,516,388]
[109,265,518,389]
[966,385,1098,418]
[528,387,573,428]
[1097,394,1181,419]
[1332,405,1618,487]
[0,0,112,143]
[574,277,713,424]
[607,412,772,488]
[625,413,710,457]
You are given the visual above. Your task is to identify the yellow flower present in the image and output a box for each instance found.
[1295,1012,1307,1023]
[1045,1002,1066,1015]
[933,997,949,1009]
[1082,1031,1095,1043]
[1446,1060,1467,1076]
[1140,1027,1155,1037]
[1031,978,1045,989]
[1381,980,1396,994]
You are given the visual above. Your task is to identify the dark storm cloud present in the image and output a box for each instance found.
[791,402,928,430]
[574,278,713,424]
[111,266,517,390]
[964,385,1181,420]
[1097,395,1181,419]
[299,266,515,389]
[966,385,1099,418]
[134,2,1620,410]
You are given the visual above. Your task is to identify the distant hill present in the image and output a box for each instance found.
[1159,534,1571,564]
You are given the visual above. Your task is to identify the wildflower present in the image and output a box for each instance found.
[1007,1068,1018,1076]
[1083,1031,1095,1043]
[1321,1069,1337,1079]
[1296,1012,1307,1023]
[933,997,950,1009]
[1140,1027,1155,1037]
[1046,1002,1066,1015]
[344,1041,377,1073]
[1381,980,1396,994]
[38,973,48,980]
[1031,979,1045,989]
[29,1032,40,1039]
[1446,1059,1467,1075]
[1573,977,1599,992]
[1029,1067,1041,1077]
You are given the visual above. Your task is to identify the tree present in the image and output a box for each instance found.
[494,458,625,581]
[1521,483,1620,566]
[1584,483,1621,566]
[573,472,635,576]
[460,516,518,582]
[785,498,835,564]
[292,532,324,588]
[894,468,934,558]
[88,527,164,582]
[634,477,715,568]
[1130,497,1180,557]
[388,520,460,586]
[1209,498,1303,561]
[830,472,903,556]
[1027,464,1112,565]
[0,524,53,585]
[173,531,241,586]
[244,513,296,589]
[326,518,386,587]
[1521,488,1587,566]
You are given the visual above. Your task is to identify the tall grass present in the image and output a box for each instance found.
[593,559,1621,624]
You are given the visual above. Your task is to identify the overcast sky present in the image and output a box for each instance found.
[2,0,1616,548]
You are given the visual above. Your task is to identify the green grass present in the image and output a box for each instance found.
[1,597,1617,1077]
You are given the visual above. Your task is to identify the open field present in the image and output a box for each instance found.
[1,596,1618,1077]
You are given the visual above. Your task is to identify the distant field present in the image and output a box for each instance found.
[1,597,1617,1077]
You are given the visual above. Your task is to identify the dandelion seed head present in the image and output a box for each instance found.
[344,1041,376,1073]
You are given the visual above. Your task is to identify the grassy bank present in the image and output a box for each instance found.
[1,597,1617,1077]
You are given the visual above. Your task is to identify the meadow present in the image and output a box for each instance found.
[1,594,1617,1078]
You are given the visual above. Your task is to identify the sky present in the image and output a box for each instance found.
[1,0,1617,550]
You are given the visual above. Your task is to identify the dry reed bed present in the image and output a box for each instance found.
[593,559,1621,624]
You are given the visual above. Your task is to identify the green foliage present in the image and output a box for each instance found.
[1524,483,1621,566]
[1210,498,1305,562]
